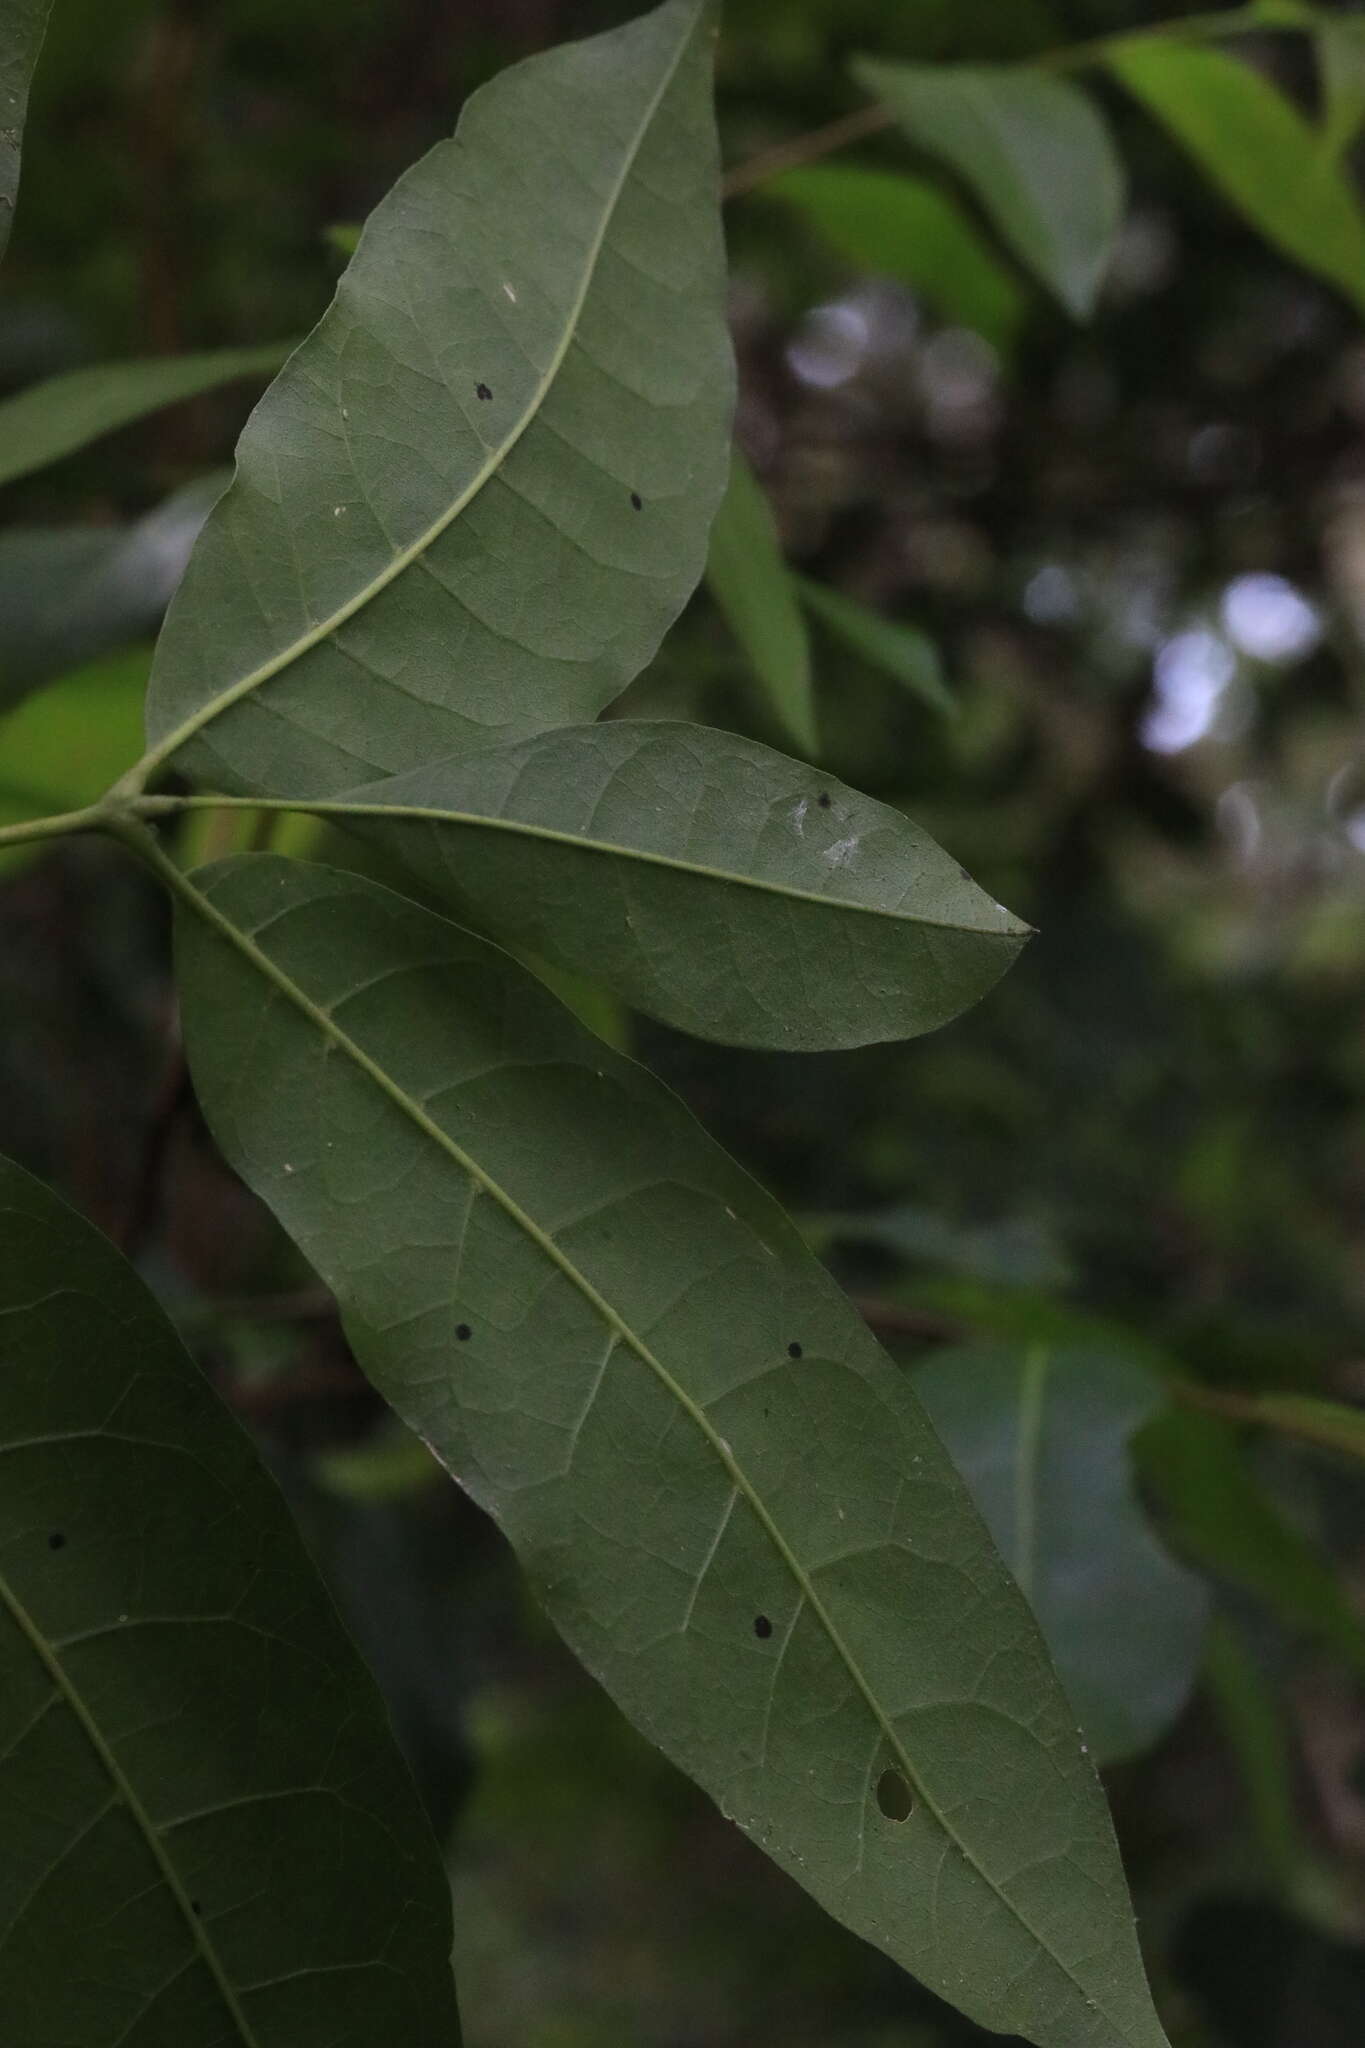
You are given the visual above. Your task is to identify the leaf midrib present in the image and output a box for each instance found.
[0,1558,261,2047]
[135,8,698,791]
[156,793,1030,941]
[149,834,1133,2045]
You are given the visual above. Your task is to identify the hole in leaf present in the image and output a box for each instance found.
[475,382,492,401]
[876,1768,914,1822]
[787,1341,803,1359]
[753,1615,773,1639]
[48,1532,66,1551]
[455,1323,472,1342]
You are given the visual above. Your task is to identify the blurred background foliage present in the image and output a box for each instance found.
[3,1,1365,2043]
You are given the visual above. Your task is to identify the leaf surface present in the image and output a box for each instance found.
[142,0,732,798]
[0,344,292,490]
[794,576,956,717]
[0,0,51,265]
[916,1344,1208,1763]
[1107,38,1365,315]
[0,476,226,714]
[770,165,1025,348]
[0,1149,461,2046]
[171,850,1171,2048]
[705,449,817,757]
[328,720,1026,1049]
[852,60,1125,317]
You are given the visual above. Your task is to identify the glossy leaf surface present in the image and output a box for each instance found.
[0,344,291,490]
[337,720,1026,1049]
[1108,39,1365,316]
[0,0,51,264]
[705,448,817,756]
[0,1150,461,2046]
[916,1344,1209,1763]
[852,60,1125,317]
[143,0,732,798]
[172,851,1171,2048]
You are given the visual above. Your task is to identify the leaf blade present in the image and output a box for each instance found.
[142,0,733,798]
[170,850,1171,2048]
[0,345,293,491]
[705,449,818,757]
[0,0,52,266]
[1107,38,1365,316]
[852,60,1125,318]
[332,720,1026,1049]
[0,1149,461,2046]
[794,575,956,716]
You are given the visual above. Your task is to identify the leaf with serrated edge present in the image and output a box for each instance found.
[0,0,52,266]
[0,1149,461,2046]
[171,850,1171,2048]
[319,719,1028,1050]
[141,0,732,799]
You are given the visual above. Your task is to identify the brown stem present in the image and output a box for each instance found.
[721,102,892,201]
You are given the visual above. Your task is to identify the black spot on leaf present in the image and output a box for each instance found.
[48,1532,66,1551]
[475,382,492,401]
[191,1900,203,1917]
[753,1615,773,1639]
[787,1341,803,1359]
[816,792,831,809]
[455,1323,472,1342]
[876,1768,914,1821]
[629,491,643,511]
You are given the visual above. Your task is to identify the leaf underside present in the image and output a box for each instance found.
[0,1151,460,2047]
[144,0,733,798]
[174,852,1170,2048]
[340,719,1028,1050]
[0,0,53,266]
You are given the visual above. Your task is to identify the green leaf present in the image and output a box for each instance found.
[0,344,292,491]
[0,644,149,868]
[705,448,817,756]
[0,475,226,714]
[306,720,1030,1050]
[1137,1409,1365,1684]
[851,60,1125,318]
[1107,39,1365,317]
[1317,17,1365,156]
[0,0,52,266]
[769,166,1026,349]
[0,1148,461,2045]
[915,1344,1209,1764]
[168,849,1172,2048]
[141,0,733,799]
[794,575,957,718]
[817,1205,1069,1290]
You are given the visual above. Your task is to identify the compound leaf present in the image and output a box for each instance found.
[142,0,732,799]
[0,1149,461,2046]
[170,850,1171,2048]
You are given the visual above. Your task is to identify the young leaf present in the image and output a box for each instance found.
[770,165,1026,350]
[0,1149,461,2045]
[0,344,292,491]
[168,849,1172,2048]
[1107,39,1365,317]
[0,475,226,714]
[794,575,956,717]
[705,449,818,757]
[915,1344,1209,1764]
[0,644,148,866]
[1317,16,1365,157]
[141,0,733,799]
[316,720,1027,1050]
[851,60,1125,318]
[0,0,52,266]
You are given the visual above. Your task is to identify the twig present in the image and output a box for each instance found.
[721,102,892,200]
